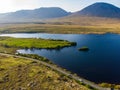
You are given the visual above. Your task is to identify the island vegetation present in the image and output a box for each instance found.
[78,46,89,51]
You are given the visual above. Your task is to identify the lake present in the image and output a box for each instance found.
[0,33,120,84]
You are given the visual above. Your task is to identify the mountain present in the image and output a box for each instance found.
[0,7,70,21]
[0,2,120,23]
[75,2,120,18]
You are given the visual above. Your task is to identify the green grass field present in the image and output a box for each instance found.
[0,37,76,53]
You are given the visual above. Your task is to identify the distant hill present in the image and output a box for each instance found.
[0,2,120,23]
[75,2,120,18]
[0,7,70,22]
[48,3,120,26]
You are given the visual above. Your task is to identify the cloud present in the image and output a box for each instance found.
[0,0,119,13]
[0,0,41,13]
[12,0,40,9]
[0,1,13,13]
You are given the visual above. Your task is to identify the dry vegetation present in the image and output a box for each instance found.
[0,16,120,34]
[0,54,89,90]
[99,83,120,89]
[50,15,120,25]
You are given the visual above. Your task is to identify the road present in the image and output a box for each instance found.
[0,53,111,90]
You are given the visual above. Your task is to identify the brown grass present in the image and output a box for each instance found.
[0,54,89,90]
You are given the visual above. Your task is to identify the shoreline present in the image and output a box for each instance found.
[0,52,108,90]
[0,32,117,88]
[0,31,120,36]
[18,53,120,89]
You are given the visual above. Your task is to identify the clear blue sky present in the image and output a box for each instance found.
[0,0,120,13]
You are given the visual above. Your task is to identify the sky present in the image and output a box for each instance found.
[0,0,120,13]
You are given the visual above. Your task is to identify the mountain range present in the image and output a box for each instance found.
[0,2,120,22]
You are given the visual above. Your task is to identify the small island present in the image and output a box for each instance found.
[78,46,89,51]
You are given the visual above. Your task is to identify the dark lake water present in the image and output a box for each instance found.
[1,33,120,84]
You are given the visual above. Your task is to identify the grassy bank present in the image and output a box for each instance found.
[0,37,76,53]
[17,53,53,64]
[0,54,89,90]
[99,83,120,89]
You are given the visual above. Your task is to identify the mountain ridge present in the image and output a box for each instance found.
[75,2,120,18]
[0,2,120,22]
[0,7,71,20]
